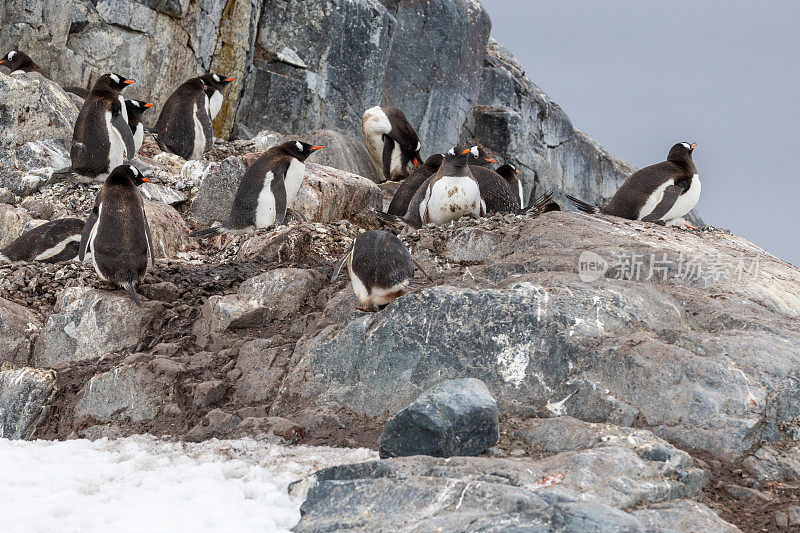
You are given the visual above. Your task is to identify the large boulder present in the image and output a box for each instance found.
[0,139,71,197]
[0,367,57,439]
[143,199,191,259]
[379,378,499,458]
[33,287,156,367]
[0,203,32,248]
[0,73,78,148]
[0,297,42,367]
[275,212,800,463]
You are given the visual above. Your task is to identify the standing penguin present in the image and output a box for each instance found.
[190,141,322,238]
[566,142,701,228]
[125,99,154,152]
[79,164,155,304]
[470,165,522,215]
[331,230,431,312]
[70,73,136,182]
[387,153,443,216]
[407,146,486,227]
[0,50,44,75]
[0,218,85,263]
[361,106,422,182]
[154,76,212,160]
[200,73,235,120]
[495,164,525,208]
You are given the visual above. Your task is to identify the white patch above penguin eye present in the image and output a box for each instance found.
[295,141,303,151]
[416,141,421,151]
[8,51,16,60]
[213,74,220,82]
[447,148,455,156]
[680,142,691,150]
[470,146,479,157]
[131,100,140,107]
[130,165,139,176]
[110,73,120,84]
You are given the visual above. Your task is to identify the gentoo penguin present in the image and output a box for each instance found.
[470,165,522,215]
[0,50,44,75]
[409,146,486,227]
[70,73,136,183]
[79,164,155,304]
[387,153,443,216]
[154,76,212,160]
[125,99,154,152]
[495,164,525,208]
[566,142,701,228]
[0,218,85,263]
[200,73,235,120]
[361,106,422,182]
[331,230,431,312]
[190,141,322,238]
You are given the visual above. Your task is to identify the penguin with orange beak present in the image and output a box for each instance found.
[200,73,236,120]
[124,99,155,152]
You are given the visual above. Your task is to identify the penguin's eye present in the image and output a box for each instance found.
[295,141,303,151]
[8,51,16,61]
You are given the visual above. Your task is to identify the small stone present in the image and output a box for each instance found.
[724,484,772,501]
[787,506,800,526]
[193,380,227,408]
[776,511,789,528]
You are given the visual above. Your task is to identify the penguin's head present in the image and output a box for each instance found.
[282,140,323,161]
[201,73,236,92]
[668,142,697,162]
[107,164,150,187]
[94,73,134,93]
[495,164,520,180]
[445,145,480,167]
[0,50,35,72]
[423,153,444,169]
[125,99,154,120]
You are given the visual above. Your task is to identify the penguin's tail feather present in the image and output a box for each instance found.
[523,189,555,217]
[189,227,223,239]
[565,194,599,214]
[122,278,141,306]
[49,166,75,183]
[374,210,406,230]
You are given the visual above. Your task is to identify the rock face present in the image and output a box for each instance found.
[33,287,155,367]
[0,139,72,197]
[0,367,57,439]
[143,199,190,259]
[293,423,712,532]
[0,298,42,367]
[0,203,32,248]
[379,378,499,458]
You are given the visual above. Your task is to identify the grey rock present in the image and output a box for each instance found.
[192,379,227,408]
[33,287,155,367]
[234,339,290,404]
[379,378,499,458]
[186,408,241,442]
[743,444,800,482]
[631,501,741,533]
[787,506,800,526]
[143,199,191,258]
[0,297,42,367]
[724,484,772,501]
[0,367,57,439]
[185,158,242,226]
[140,182,188,206]
[74,363,173,424]
[0,73,78,148]
[234,416,304,443]
[0,203,32,248]
[293,440,708,532]
[776,510,789,528]
[193,268,325,347]
[0,139,71,197]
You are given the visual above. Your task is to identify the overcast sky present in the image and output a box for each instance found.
[481,0,799,266]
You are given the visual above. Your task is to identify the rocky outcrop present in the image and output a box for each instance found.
[0,298,42,367]
[379,378,499,458]
[0,367,57,439]
[0,203,33,249]
[143,199,191,259]
[0,139,71,197]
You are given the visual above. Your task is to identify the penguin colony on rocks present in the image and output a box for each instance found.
[1,49,703,309]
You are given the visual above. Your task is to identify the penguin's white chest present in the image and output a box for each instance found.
[255,171,277,228]
[105,111,125,171]
[87,203,108,281]
[389,143,403,178]
[517,180,525,208]
[284,159,305,204]
[209,90,223,120]
[662,174,702,222]
[191,103,206,160]
[423,176,483,225]
[133,123,144,151]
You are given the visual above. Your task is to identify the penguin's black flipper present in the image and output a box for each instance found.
[381,135,395,182]
[123,279,142,305]
[331,244,353,282]
[641,185,684,223]
[565,194,600,214]
[112,111,136,160]
[153,133,169,153]
[189,227,223,239]
[141,205,156,267]
[196,99,213,152]
[79,202,100,261]
[271,168,288,226]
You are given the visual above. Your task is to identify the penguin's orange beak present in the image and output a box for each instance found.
[413,158,419,167]
[515,169,520,174]
[484,158,498,164]
[123,79,134,85]
[690,143,697,149]
[310,145,323,151]
[225,77,235,82]
[461,149,471,154]
[141,177,150,183]
[0,60,4,64]
[144,102,153,108]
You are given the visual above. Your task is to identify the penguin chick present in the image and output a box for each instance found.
[387,153,443,216]
[70,73,136,183]
[125,99,154,152]
[154,76,213,160]
[200,73,236,120]
[0,50,44,75]
[79,164,155,305]
[0,218,85,263]
[190,141,322,238]
[331,230,431,312]
[361,106,422,182]
[566,142,701,229]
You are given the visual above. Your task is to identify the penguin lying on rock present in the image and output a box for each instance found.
[0,218,86,263]
[566,142,701,229]
[190,141,322,238]
[332,230,432,312]
[0,50,44,75]
[361,106,422,182]
[79,164,155,305]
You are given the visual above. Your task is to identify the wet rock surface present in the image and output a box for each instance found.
[0,367,57,439]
